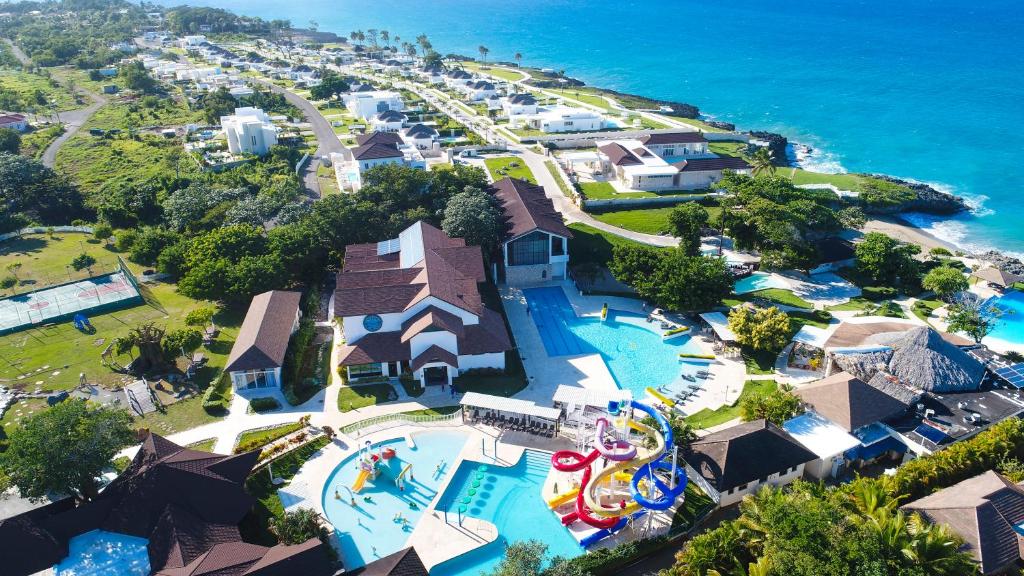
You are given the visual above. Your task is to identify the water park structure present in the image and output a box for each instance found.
[352,440,415,494]
[548,398,687,548]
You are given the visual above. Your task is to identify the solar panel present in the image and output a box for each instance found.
[995,363,1024,388]
[915,423,949,445]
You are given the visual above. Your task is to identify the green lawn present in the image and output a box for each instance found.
[777,167,868,192]
[593,207,676,235]
[186,438,218,452]
[461,62,527,82]
[544,88,615,112]
[741,288,814,309]
[544,161,575,198]
[912,298,944,323]
[829,297,907,318]
[242,437,330,545]
[0,69,80,112]
[671,482,716,530]
[577,180,709,200]
[235,421,304,452]
[0,233,125,295]
[567,223,666,266]
[483,156,536,183]
[337,383,395,412]
[708,141,748,157]
[404,405,461,417]
[684,380,777,429]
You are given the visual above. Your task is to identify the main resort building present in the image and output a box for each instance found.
[335,221,512,387]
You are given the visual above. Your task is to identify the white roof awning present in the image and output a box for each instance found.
[699,312,737,342]
[792,325,832,349]
[460,392,561,420]
[552,385,631,409]
[783,412,861,459]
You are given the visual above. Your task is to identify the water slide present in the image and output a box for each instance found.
[578,509,647,549]
[645,387,675,407]
[628,402,686,510]
[352,469,371,493]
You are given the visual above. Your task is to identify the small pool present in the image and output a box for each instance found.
[733,272,789,294]
[983,291,1024,349]
[322,430,468,569]
[523,286,704,397]
[54,529,150,576]
[431,450,581,576]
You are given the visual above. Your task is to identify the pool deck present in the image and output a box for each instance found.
[284,422,576,571]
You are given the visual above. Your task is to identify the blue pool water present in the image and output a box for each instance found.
[733,272,790,295]
[322,430,468,569]
[523,286,703,396]
[431,450,581,576]
[982,291,1024,348]
[54,530,150,576]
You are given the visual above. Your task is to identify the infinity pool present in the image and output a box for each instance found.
[322,429,468,569]
[54,529,150,576]
[733,272,789,294]
[431,450,581,576]
[523,286,703,396]
[983,291,1024,349]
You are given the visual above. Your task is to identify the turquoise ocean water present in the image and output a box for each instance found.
[172,0,1024,255]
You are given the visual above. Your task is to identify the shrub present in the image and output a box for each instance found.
[114,229,137,252]
[249,397,281,413]
[0,275,15,289]
[202,374,232,414]
[861,286,897,301]
[92,223,113,242]
[185,306,217,327]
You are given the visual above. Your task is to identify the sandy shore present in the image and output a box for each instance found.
[861,215,959,253]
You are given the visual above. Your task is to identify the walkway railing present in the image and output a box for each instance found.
[341,410,463,437]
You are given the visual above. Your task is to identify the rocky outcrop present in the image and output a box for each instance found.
[706,120,736,131]
[974,251,1024,275]
[868,175,970,215]
[749,131,789,165]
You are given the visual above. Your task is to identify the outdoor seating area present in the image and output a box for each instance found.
[460,391,560,437]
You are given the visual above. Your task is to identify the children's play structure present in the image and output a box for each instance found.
[549,399,686,547]
[352,441,414,494]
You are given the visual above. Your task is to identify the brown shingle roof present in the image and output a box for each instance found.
[411,345,459,372]
[795,371,911,432]
[902,471,1024,574]
[598,142,641,166]
[673,156,751,172]
[490,177,572,241]
[640,132,708,145]
[401,306,465,342]
[356,131,402,146]
[224,291,300,372]
[338,331,409,365]
[685,419,816,493]
[459,308,512,355]
[352,142,403,161]
[354,546,428,576]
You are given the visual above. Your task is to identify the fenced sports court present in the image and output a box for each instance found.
[0,257,143,335]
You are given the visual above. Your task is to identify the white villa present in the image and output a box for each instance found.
[594,135,752,191]
[224,290,301,390]
[403,123,440,151]
[220,106,278,156]
[444,69,474,89]
[332,132,426,192]
[511,104,607,133]
[459,80,498,101]
[370,109,408,133]
[490,177,572,285]
[335,221,512,387]
[501,93,538,118]
[345,90,404,120]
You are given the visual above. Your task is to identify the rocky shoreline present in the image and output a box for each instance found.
[868,175,970,216]
[974,251,1024,274]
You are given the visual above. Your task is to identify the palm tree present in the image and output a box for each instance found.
[478,45,489,63]
[514,52,523,67]
[366,28,379,47]
[349,31,359,44]
[381,30,390,48]
[750,147,775,177]
[903,514,978,575]
[416,34,432,53]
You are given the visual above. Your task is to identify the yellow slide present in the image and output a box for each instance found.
[583,418,665,518]
[645,387,675,407]
[547,489,579,509]
[352,469,371,493]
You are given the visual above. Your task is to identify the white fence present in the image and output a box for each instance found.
[341,410,463,437]
[0,226,94,242]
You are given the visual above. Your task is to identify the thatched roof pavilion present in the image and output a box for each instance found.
[887,327,985,393]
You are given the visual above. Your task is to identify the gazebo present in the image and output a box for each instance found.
[460,392,561,435]
[971,266,1023,289]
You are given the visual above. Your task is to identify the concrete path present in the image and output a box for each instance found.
[3,38,30,66]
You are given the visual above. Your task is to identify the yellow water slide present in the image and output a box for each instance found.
[582,418,666,518]
[352,469,371,493]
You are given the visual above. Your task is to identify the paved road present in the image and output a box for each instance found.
[3,38,30,66]
[254,79,344,197]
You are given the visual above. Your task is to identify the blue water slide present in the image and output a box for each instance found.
[628,401,687,510]
[578,510,647,548]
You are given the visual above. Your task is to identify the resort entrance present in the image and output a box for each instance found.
[423,366,449,386]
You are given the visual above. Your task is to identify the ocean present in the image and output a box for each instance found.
[172,0,1024,256]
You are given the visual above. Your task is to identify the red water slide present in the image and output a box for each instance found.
[550,450,620,529]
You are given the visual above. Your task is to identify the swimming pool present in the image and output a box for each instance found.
[523,286,704,396]
[733,272,789,294]
[983,291,1024,349]
[431,450,581,576]
[321,429,468,569]
[53,529,150,576]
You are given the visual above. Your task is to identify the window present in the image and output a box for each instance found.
[349,363,383,378]
[551,236,565,256]
[664,148,674,156]
[507,231,550,266]
[362,314,384,332]
[738,483,747,491]
[564,121,574,127]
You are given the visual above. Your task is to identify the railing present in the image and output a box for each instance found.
[341,410,463,437]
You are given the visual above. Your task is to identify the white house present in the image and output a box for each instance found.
[224,290,301,390]
[220,107,278,156]
[333,132,426,192]
[638,132,709,158]
[444,69,474,89]
[370,109,407,133]
[179,35,207,48]
[402,123,439,151]
[419,65,444,85]
[460,80,497,101]
[501,93,538,118]
[0,113,28,132]
[490,177,572,285]
[596,137,752,192]
[516,104,606,133]
[686,419,817,507]
[596,139,680,192]
[335,221,512,387]
[345,90,404,121]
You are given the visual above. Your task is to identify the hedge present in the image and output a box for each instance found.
[202,373,232,414]
[234,421,304,454]
[549,535,670,576]
[280,319,316,405]
[249,397,281,413]
[862,286,898,301]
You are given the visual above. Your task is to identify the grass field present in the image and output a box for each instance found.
[741,288,814,309]
[544,161,575,198]
[19,125,64,159]
[577,180,709,200]
[461,62,527,82]
[235,421,303,452]
[684,379,777,429]
[567,222,666,266]
[590,204,722,236]
[337,383,395,412]
[0,233,124,296]
[483,156,536,183]
[776,167,868,192]
[0,69,80,112]
[543,88,615,112]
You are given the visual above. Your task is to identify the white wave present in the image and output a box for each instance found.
[788,141,846,175]
[901,212,1024,260]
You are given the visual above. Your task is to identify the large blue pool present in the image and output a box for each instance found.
[733,271,789,294]
[983,291,1024,349]
[322,430,468,569]
[54,529,150,575]
[523,286,703,396]
[431,450,581,576]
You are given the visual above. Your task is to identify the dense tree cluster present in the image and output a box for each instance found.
[0,153,86,232]
[608,245,733,312]
[854,232,921,286]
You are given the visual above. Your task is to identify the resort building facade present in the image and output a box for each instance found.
[220,106,278,156]
[490,177,572,285]
[345,90,404,120]
[224,290,301,390]
[595,135,752,192]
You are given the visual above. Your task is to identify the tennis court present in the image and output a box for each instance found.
[0,271,143,334]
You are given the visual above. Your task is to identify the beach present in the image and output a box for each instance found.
[861,216,959,253]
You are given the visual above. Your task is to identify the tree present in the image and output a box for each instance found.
[478,45,490,63]
[946,296,1003,343]
[129,226,177,266]
[740,384,803,425]
[128,323,167,372]
[185,306,217,327]
[0,127,21,154]
[922,266,968,301]
[309,71,349,101]
[92,222,113,243]
[163,328,203,359]
[608,244,665,301]
[0,153,85,228]
[118,61,157,93]
[652,252,733,313]
[514,52,522,67]
[668,202,709,256]
[837,206,866,230]
[197,87,237,124]
[0,400,133,501]
[6,262,22,281]
[270,507,329,545]
[486,540,546,576]
[441,186,503,255]
[70,252,96,272]
[728,306,791,352]
[854,232,920,285]
[750,147,775,176]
